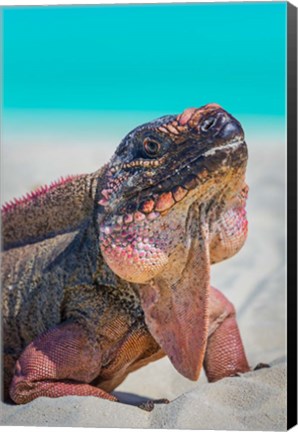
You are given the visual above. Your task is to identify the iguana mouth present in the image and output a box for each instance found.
[202,136,245,157]
[99,135,247,219]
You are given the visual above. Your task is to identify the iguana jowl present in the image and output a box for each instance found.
[2,103,250,405]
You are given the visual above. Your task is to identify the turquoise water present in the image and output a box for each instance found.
[3,3,286,114]
[1,3,287,201]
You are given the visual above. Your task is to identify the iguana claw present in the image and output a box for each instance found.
[254,363,271,371]
[138,398,170,412]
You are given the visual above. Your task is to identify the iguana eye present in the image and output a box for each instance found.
[143,138,161,157]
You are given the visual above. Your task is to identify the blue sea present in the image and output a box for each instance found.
[1,2,286,201]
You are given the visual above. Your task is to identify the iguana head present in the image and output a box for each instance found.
[98,103,248,380]
[99,103,248,283]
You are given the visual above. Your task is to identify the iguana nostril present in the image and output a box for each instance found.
[218,121,243,140]
[201,116,217,132]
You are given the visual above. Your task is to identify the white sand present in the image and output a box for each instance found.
[0,134,286,429]
[1,359,286,430]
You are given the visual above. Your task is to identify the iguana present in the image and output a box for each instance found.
[2,103,250,407]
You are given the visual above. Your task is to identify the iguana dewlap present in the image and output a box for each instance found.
[2,103,250,405]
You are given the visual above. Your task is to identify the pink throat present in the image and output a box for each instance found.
[99,214,168,283]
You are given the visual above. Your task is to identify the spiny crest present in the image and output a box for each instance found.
[1,175,80,214]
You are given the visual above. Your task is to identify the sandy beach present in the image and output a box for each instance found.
[1,130,287,429]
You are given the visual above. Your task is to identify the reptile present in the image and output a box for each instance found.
[2,103,250,407]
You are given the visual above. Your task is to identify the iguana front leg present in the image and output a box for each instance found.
[204,286,250,382]
[9,321,118,404]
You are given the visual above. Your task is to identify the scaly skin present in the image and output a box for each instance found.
[2,103,250,405]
